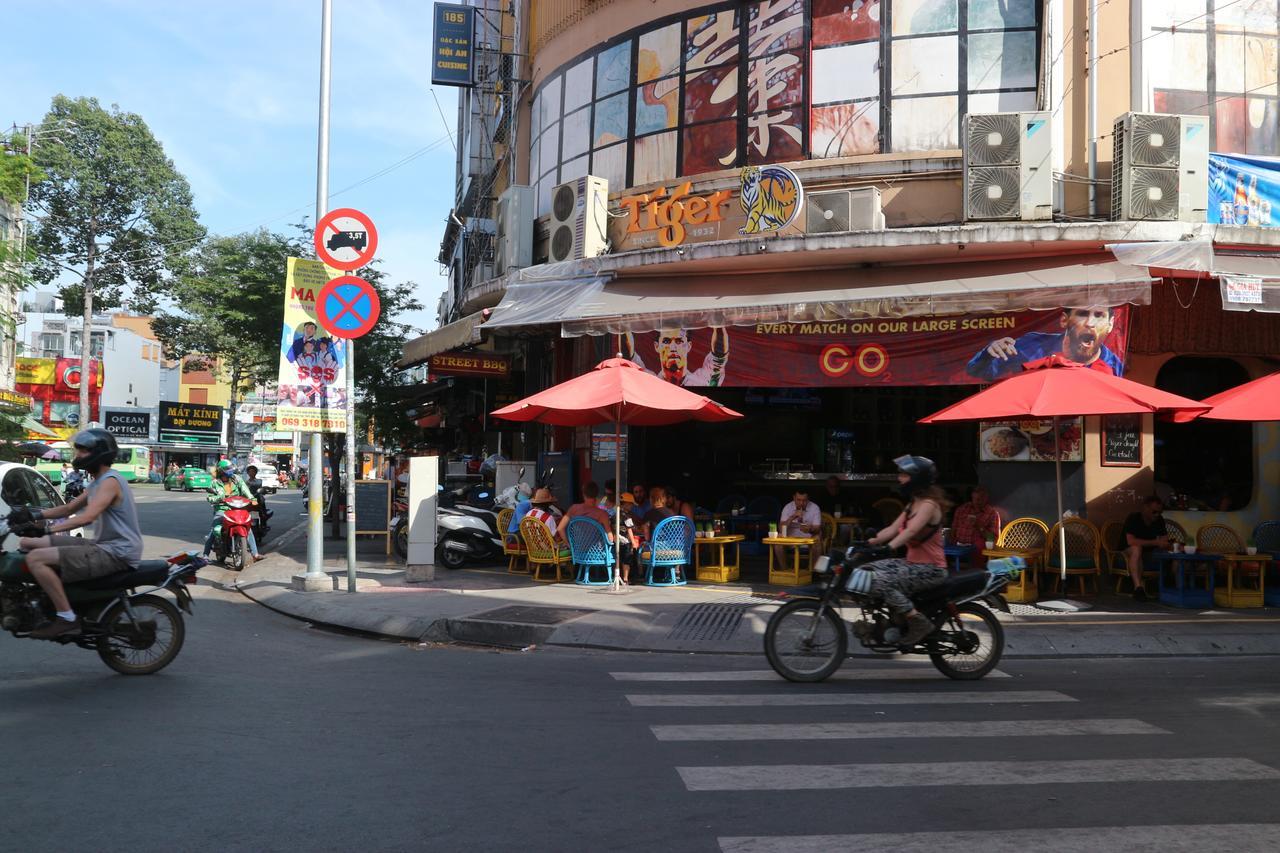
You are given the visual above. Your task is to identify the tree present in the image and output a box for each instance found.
[0,130,45,289]
[27,95,204,426]
[152,229,299,457]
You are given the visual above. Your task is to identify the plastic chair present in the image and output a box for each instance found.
[1047,518,1102,596]
[819,512,837,555]
[992,517,1048,603]
[871,497,904,527]
[520,516,572,583]
[565,516,615,586]
[639,515,693,586]
[498,508,527,574]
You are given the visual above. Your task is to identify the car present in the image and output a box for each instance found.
[253,465,281,495]
[0,462,81,537]
[164,466,214,492]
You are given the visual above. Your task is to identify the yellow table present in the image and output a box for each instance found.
[1214,553,1270,608]
[694,534,745,583]
[982,546,1042,603]
[765,535,818,586]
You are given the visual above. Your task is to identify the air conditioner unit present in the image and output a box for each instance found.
[547,175,609,263]
[805,187,885,234]
[962,111,1052,221]
[1111,112,1209,222]
[495,185,533,275]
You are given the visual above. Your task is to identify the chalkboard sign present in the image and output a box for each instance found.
[353,480,392,533]
[1102,414,1143,467]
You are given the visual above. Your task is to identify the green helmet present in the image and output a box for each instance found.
[216,460,234,477]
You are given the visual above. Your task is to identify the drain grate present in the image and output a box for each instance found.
[667,602,759,642]
[468,605,596,625]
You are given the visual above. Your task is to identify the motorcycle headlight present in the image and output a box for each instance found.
[813,556,831,574]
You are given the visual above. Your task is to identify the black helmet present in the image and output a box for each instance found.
[894,454,937,500]
[71,428,119,472]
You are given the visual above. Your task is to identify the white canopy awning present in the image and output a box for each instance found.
[397,312,487,369]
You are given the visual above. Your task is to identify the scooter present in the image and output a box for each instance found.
[207,494,255,570]
[437,486,503,569]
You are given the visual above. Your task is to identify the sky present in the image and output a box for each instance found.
[8,0,457,333]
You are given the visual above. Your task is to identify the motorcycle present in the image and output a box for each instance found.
[391,491,408,559]
[0,509,204,675]
[763,544,1024,683]
[207,494,255,571]
[437,486,503,569]
[62,473,86,502]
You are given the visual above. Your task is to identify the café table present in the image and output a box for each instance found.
[1153,550,1220,609]
[1213,551,1270,608]
[833,516,866,547]
[765,535,818,586]
[981,546,1042,603]
[694,533,745,583]
[943,543,974,574]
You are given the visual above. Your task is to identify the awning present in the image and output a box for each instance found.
[397,312,486,368]
[1107,240,1280,312]
[486,258,1154,337]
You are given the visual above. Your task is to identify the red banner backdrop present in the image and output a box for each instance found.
[625,307,1131,388]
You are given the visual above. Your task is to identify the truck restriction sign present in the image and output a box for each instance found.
[314,208,378,271]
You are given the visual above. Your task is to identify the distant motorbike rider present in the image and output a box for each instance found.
[203,460,264,563]
[62,465,86,501]
[244,464,273,532]
[15,429,144,639]
[855,455,952,647]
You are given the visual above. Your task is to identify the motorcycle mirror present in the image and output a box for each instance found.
[813,556,831,574]
[518,466,526,477]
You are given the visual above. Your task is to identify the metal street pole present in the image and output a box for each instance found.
[345,337,357,593]
[305,0,333,584]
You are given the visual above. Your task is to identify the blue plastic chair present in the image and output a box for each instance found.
[565,517,615,586]
[640,515,693,586]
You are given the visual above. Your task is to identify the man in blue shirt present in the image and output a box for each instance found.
[967,307,1124,381]
[505,484,533,547]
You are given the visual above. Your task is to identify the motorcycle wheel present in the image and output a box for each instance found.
[393,519,408,559]
[163,481,171,491]
[764,599,847,683]
[94,594,186,676]
[929,602,1005,681]
[439,539,467,570]
[227,535,247,571]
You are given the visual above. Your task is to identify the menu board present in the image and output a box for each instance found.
[978,418,1083,462]
[1102,414,1143,467]
[353,480,391,533]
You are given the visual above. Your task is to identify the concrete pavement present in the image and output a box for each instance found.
[226,522,1280,657]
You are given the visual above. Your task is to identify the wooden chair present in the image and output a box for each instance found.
[498,508,527,574]
[1196,523,1243,555]
[990,517,1048,603]
[520,516,572,583]
[819,513,837,556]
[1164,517,1190,546]
[1047,518,1103,596]
[871,497,903,527]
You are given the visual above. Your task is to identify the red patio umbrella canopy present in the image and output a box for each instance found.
[919,355,1210,423]
[1167,368,1280,423]
[490,357,743,426]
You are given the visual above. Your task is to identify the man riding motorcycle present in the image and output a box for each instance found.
[203,460,264,563]
[244,464,273,533]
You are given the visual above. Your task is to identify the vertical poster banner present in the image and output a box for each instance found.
[276,257,348,433]
[432,3,475,87]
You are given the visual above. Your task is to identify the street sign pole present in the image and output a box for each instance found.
[345,339,357,593]
[304,0,333,588]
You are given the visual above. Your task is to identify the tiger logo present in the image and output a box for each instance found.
[739,164,803,235]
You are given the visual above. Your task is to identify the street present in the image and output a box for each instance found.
[0,489,1277,850]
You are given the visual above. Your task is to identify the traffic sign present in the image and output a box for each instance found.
[314,207,378,271]
[316,275,381,339]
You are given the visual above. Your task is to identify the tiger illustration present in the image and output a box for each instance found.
[739,164,803,235]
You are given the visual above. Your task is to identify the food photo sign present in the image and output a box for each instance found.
[978,418,1084,463]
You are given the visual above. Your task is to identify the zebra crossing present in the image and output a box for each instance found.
[608,658,1280,852]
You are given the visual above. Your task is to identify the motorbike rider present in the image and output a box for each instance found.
[203,460,264,563]
[855,455,952,647]
[15,429,144,639]
[244,464,273,533]
[62,463,86,500]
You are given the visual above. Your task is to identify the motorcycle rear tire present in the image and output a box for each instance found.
[393,519,408,559]
[929,602,1004,681]
[439,541,467,569]
[764,599,847,683]
[94,594,186,676]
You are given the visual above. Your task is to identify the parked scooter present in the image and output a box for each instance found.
[437,485,503,569]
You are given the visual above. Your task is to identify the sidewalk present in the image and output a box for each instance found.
[224,524,1280,657]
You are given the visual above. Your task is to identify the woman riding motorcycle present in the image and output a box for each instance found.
[203,460,265,563]
[854,455,952,647]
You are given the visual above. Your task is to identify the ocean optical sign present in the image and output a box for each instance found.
[432,3,475,87]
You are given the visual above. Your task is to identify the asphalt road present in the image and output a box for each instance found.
[3,491,1280,851]
[132,482,307,558]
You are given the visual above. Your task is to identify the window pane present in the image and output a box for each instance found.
[564,57,593,112]
[684,63,739,124]
[636,76,680,134]
[593,92,629,148]
[540,121,560,176]
[747,107,804,163]
[968,31,1037,91]
[25,472,61,510]
[591,142,628,191]
[633,130,678,185]
[747,0,804,58]
[596,41,632,97]
[682,119,739,174]
[1,470,33,509]
[812,42,880,104]
[892,36,958,95]
[638,22,681,82]
[968,0,1037,29]
[890,95,959,150]
[562,107,590,161]
[811,100,881,157]
[540,77,562,127]
[746,51,803,114]
[813,0,881,47]
[687,10,741,71]
[893,0,957,35]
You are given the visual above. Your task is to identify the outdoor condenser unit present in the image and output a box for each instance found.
[805,187,885,233]
[1111,112,1209,222]
[962,111,1053,221]
[547,175,609,263]
[495,185,534,275]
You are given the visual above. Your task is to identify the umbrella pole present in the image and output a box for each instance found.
[614,406,622,591]
[1055,415,1067,583]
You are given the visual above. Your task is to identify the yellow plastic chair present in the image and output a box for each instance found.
[988,517,1048,603]
[1047,518,1103,596]
[498,508,528,574]
[819,513,837,554]
[520,516,572,583]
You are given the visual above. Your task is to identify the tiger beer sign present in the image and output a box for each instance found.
[614,182,734,249]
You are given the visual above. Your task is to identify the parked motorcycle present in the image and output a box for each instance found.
[0,508,204,675]
[763,545,1024,683]
[206,494,255,570]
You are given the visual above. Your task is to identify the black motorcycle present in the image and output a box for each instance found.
[0,509,204,676]
[764,545,1023,682]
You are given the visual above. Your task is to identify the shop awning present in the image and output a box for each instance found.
[397,312,486,369]
[485,258,1154,336]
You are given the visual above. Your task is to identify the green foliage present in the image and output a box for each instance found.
[0,131,44,205]
[0,416,27,462]
[26,95,205,314]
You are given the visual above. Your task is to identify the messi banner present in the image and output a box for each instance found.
[1208,153,1280,227]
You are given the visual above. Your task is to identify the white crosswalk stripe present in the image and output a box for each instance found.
[651,718,1168,741]
[679,757,1280,790]
[627,689,1074,707]
[611,666,1011,682]
[718,824,1280,853]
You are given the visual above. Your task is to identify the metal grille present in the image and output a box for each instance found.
[667,602,759,643]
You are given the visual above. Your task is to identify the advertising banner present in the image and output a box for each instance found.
[623,307,1131,388]
[431,3,475,87]
[276,257,347,433]
[158,400,224,446]
[1208,153,1280,227]
[103,409,152,441]
[14,358,56,385]
[978,418,1084,463]
[428,351,511,378]
[0,389,33,414]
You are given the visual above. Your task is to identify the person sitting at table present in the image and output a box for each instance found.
[601,479,618,514]
[1124,495,1169,602]
[951,485,1001,567]
[667,485,696,520]
[822,476,845,514]
[773,489,822,567]
[630,482,652,519]
[640,486,676,539]
[616,492,642,583]
[524,488,560,539]
[557,481,612,542]
[504,483,534,548]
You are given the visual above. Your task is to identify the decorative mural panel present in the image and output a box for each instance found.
[529,0,1041,214]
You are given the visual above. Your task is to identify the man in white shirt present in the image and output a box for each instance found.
[773,489,822,568]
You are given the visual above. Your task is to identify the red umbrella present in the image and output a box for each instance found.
[920,355,1208,581]
[1167,369,1280,422]
[492,357,743,585]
